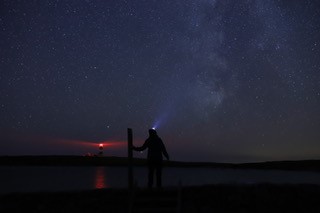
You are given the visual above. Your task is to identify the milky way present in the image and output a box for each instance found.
[1,0,320,162]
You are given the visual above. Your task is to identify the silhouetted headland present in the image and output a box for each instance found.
[1,155,320,172]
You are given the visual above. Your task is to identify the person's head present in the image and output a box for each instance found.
[148,129,157,137]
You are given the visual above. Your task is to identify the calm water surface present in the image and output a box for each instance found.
[1,166,320,194]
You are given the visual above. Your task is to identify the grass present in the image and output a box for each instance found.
[1,183,320,213]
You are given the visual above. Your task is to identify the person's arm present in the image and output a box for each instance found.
[133,140,149,152]
[161,140,170,160]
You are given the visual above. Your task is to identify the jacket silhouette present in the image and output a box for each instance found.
[133,129,169,188]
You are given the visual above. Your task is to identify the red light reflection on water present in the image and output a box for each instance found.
[95,167,107,189]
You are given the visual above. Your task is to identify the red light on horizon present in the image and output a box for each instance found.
[50,137,126,149]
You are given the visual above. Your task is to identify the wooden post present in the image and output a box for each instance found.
[127,128,133,190]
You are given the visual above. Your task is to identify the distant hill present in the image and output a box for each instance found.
[0,155,319,172]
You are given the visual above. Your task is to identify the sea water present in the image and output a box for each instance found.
[1,166,320,194]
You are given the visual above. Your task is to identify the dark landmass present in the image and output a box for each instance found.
[1,183,320,213]
[1,155,320,172]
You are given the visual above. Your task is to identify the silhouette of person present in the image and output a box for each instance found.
[133,129,169,188]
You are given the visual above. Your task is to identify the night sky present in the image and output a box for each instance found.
[1,0,320,163]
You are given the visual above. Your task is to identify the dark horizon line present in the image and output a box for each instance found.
[1,155,320,172]
[1,154,320,162]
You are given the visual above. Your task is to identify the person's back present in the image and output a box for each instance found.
[146,135,168,162]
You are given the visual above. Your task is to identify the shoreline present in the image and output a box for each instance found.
[1,155,320,172]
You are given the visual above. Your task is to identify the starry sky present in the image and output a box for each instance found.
[1,0,320,163]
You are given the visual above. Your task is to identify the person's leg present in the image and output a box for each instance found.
[148,164,154,188]
[156,163,162,188]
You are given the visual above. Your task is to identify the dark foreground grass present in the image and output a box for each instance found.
[181,184,320,213]
[1,184,320,213]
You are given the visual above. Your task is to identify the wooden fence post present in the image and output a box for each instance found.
[128,128,133,190]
